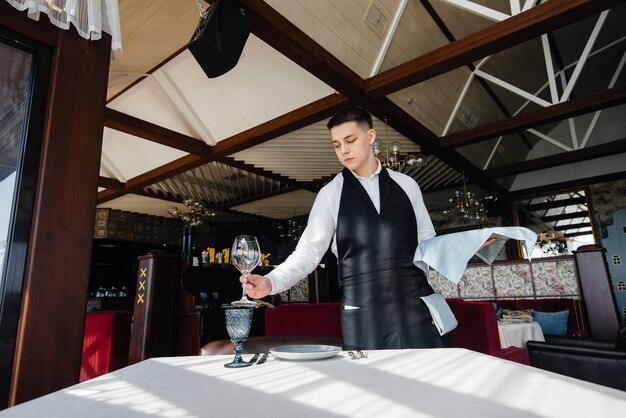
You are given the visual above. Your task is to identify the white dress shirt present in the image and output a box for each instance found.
[267,161,436,294]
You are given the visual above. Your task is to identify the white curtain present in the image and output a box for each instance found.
[5,0,123,57]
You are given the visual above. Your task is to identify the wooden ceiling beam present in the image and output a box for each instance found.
[510,170,626,199]
[100,0,519,207]
[419,0,533,150]
[98,176,124,191]
[131,188,273,222]
[563,230,593,238]
[102,0,619,209]
[192,160,312,200]
[374,99,507,194]
[217,184,299,209]
[543,211,588,222]
[96,94,349,205]
[441,85,626,148]
[232,0,509,195]
[554,222,591,231]
[104,108,212,156]
[133,187,185,204]
[364,0,623,97]
[484,138,626,179]
[214,155,299,187]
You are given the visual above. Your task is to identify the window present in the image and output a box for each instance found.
[0,41,32,283]
[515,189,596,259]
[0,28,51,408]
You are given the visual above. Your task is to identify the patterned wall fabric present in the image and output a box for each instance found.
[430,257,579,299]
[281,257,583,303]
[279,278,309,303]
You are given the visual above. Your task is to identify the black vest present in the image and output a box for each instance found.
[336,167,445,350]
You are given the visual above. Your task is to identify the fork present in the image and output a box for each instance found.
[256,352,269,364]
[248,353,260,364]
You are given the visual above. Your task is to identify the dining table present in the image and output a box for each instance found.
[497,320,545,348]
[1,348,624,417]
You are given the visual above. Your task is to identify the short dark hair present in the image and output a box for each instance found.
[326,106,373,130]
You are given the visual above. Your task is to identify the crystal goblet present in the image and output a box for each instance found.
[223,306,254,368]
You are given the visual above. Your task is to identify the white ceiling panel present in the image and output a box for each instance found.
[97,194,174,218]
[100,127,187,181]
[232,118,422,182]
[108,75,201,139]
[232,189,318,219]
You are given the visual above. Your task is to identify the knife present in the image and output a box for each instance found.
[248,353,260,364]
[256,352,269,365]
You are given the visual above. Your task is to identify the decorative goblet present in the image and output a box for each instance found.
[223,306,254,368]
[230,235,261,306]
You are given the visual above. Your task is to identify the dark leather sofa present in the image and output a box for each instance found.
[527,321,626,391]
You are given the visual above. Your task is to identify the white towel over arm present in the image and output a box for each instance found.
[413,227,537,284]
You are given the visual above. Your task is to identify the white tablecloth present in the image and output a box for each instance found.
[498,321,545,348]
[2,348,624,417]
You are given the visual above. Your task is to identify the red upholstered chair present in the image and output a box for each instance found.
[80,311,132,381]
[447,299,529,365]
[264,303,342,337]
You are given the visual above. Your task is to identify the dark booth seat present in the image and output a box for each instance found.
[527,321,626,391]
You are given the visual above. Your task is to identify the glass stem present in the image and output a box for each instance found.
[240,270,250,300]
[233,339,244,363]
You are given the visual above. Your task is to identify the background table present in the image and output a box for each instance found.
[498,321,545,348]
[1,348,623,417]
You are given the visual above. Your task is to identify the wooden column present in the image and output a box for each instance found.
[128,251,179,364]
[573,245,621,340]
[3,4,111,406]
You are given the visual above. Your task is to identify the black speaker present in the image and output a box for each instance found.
[188,0,252,78]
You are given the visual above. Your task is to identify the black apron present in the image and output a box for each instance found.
[336,167,446,350]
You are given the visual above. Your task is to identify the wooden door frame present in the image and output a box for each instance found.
[0,3,111,406]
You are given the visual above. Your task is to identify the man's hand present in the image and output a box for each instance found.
[479,235,497,250]
[239,273,272,299]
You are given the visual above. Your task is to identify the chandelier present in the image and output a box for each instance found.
[277,215,306,241]
[167,198,216,226]
[442,176,496,223]
[373,118,427,172]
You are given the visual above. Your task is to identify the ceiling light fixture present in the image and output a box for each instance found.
[442,175,496,223]
[167,198,216,226]
[374,118,427,172]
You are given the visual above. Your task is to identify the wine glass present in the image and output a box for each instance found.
[223,306,254,368]
[230,235,261,307]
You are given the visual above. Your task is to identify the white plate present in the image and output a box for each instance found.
[269,345,341,361]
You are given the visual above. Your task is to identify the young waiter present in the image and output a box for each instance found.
[241,106,448,350]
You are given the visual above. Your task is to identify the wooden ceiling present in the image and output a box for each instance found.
[97,0,626,223]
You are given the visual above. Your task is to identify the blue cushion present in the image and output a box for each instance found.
[496,308,503,320]
[533,310,569,336]
[493,303,503,320]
